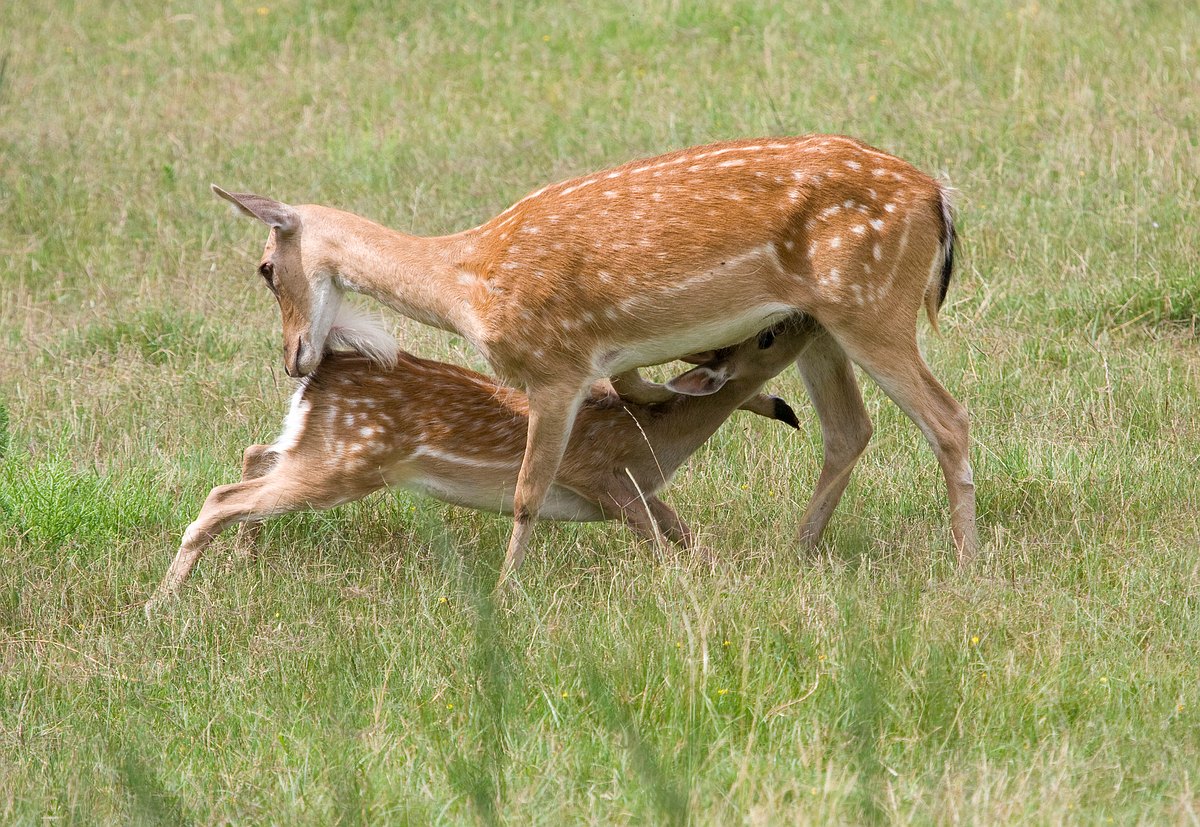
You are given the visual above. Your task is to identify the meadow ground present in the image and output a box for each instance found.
[1,1,1198,823]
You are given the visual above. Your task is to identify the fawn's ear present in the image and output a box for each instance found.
[772,396,800,428]
[211,184,299,234]
[665,365,729,396]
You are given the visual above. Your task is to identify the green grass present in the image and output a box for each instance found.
[2,0,1199,822]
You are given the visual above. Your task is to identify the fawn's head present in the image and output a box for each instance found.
[213,185,343,377]
[665,314,819,396]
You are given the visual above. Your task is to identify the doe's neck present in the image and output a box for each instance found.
[307,206,477,335]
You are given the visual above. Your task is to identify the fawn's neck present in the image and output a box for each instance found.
[641,378,768,470]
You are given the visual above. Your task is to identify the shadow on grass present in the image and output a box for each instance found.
[427,510,689,825]
[579,661,690,827]
[839,580,966,824]
[110,744,190,827]
[445,583,512,827]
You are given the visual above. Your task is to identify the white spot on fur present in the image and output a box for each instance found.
[829,236,841,249]
[873,243,883,261]
[870,218,885,231]
[851,225,866,235]
[560,179,597,196]
[884,203,897,213]
[718,158,747,168]
[844,160,861,170]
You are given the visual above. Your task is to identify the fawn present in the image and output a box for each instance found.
[212,134,971,582]
[149,310,818,602]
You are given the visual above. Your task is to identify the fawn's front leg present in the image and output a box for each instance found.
[233,444,277,556]
[148,476,290,611]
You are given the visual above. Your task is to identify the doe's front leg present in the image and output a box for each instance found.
[498,383,587,588]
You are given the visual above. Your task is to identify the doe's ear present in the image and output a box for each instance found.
[665,365,729,396]
[211,184,300,234]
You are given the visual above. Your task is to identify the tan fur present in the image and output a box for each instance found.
[148,321,820,602]
[211,134,975,582]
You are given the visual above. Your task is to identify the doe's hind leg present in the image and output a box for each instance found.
[830,326,976,562]
[794,333,873,548]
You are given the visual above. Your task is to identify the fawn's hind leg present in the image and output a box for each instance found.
[599,484,694,554]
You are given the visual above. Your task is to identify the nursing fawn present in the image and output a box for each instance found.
[149,313,818,603]
[212,133,972,582]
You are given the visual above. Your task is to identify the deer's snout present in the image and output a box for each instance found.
[285,336,307,377]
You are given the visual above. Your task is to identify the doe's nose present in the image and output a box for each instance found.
[286,336,306,377]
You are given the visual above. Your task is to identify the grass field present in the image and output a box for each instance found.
[2,0,1199,823]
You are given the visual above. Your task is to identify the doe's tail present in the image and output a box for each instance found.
[924,181,958,333]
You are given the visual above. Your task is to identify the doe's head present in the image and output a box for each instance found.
[212,184,343,377]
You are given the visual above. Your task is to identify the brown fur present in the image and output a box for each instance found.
[149,321,823,601]
[210,134,975,583]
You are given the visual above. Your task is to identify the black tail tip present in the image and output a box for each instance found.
[773,396,801,429]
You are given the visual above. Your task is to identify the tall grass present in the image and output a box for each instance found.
[2,0,1198,822]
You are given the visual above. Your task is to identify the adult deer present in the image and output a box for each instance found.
[212,133,974,582]
[148,311,815,602]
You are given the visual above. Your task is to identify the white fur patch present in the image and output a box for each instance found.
[325,304,399,368]
[272,384,312,453]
